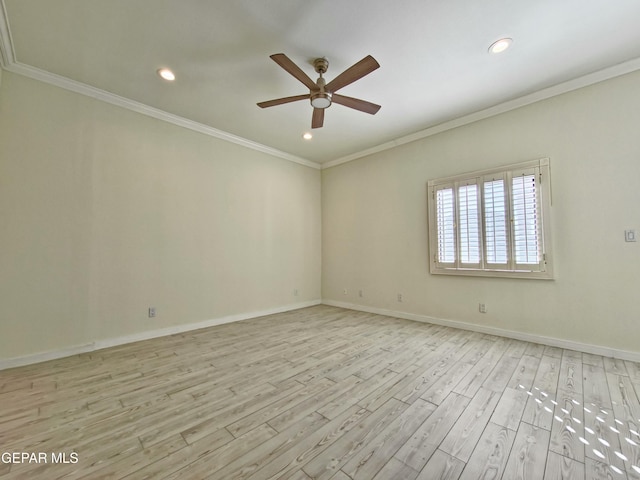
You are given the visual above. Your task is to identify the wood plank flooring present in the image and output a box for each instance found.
[1,305,640,479]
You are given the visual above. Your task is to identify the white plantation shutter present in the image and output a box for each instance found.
[511,169,542,268]
[435,186,456,264]
[457,182,481,265]
[428,158,552,278]
[483,177,508,265]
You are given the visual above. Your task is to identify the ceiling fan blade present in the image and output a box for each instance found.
[257,94,309,108]
[311,108,324,129]
[270,53,318,91]
[325,55,380,93]
[332,94,381,115]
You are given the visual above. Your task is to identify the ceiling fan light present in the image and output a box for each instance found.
[311,92,332,109]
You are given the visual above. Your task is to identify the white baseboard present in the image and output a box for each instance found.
[0,342,98,371]
[0,300,322,371]
[322,299,640,363]
[4,298,637,370]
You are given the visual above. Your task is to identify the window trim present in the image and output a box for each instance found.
[427,158,553,280]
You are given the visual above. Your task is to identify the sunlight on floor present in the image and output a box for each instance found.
[517,384,640,476]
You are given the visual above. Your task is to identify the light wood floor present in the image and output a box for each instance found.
[1,305,640,480]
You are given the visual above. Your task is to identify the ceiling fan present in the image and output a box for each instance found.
[257,53,381,129]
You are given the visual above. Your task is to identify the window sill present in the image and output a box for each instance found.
[430,267,554,280]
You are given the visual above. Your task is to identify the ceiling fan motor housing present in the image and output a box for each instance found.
[311,58,332,108]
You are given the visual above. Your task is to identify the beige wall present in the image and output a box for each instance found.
[322,70,640,355]
[0,71,321,361]
[2,65,639,363]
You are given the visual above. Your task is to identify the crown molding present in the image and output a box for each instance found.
[321,56,640,169]
[0,0,15,67]
[3,1,640,172]
[0,3,320,170]
[5,62,322,169]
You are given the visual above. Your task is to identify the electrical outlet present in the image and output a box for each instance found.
[293,288,299,296]
[397,293,403,302]
[479,303,487,314]
[625,229,637,242]
[343,289,348,295]
[358,289,363,298]
[148,307,156,318]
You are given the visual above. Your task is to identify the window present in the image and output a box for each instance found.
[428,158,553,279]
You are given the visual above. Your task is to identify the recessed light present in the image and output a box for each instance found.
[302,132,313,140]
[488,38,512,54]
[157,68,176,81]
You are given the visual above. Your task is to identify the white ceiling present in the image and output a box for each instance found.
[2,0,640,166]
